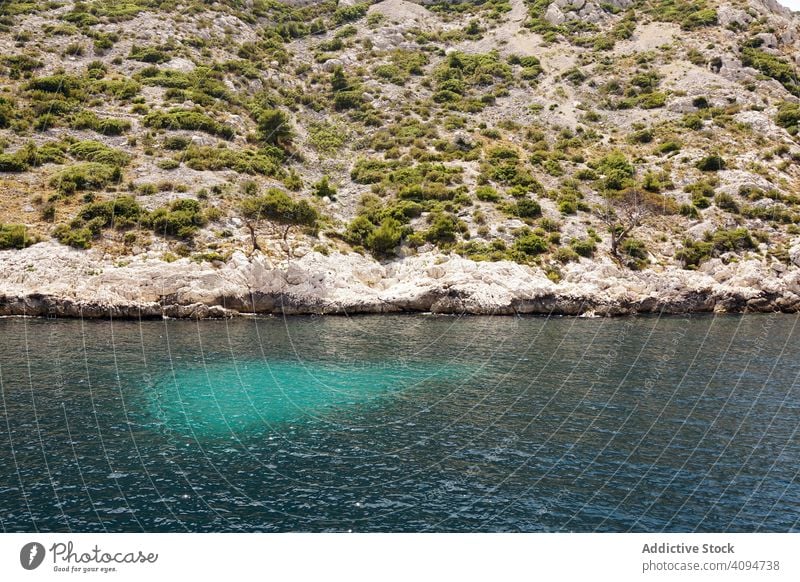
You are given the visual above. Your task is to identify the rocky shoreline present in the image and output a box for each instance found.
[3,242,800,319]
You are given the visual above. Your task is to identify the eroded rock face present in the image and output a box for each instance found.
[2,243,799,319]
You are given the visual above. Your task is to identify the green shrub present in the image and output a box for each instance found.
[510,198,542,218]
[333,90,364,111]
[0,223,33,249]
[75,196,145,229]
[366,217,404,255]
[570,237,596,257]
[594,150,635,190]
[683,112,706,130]
[241,189,319,239]
[682,9,717,30]
[91,77,141,100]
[180,145,280,175]
[638,92,667,109]
[628,128,654,144]
[0,153,30,172]
[514,232,548,256]
[311,176,337,199]
[676,227,756,268]
[741,46,800,97]
[54,225,93,249]
[163,135,191,150]
[656,141,681,155]
[50,163,121,195]
[432,51,512,111]
[255,108,292,145]
[68,140,129,166]
[475,185,501,202]
[554,247,580,263]
[26,74,85,97]
[71,111,131,135]
[128,45,170,64]
[307,121,346,154]
[143,108,234,139]
[333,3,369,24]
[150,199,207,239]
[776,102,800,132]
[679,203,699,218]
[424,212,461,245]
[620,238,649,269]
[714,192,739,212]
[373,49,428,85]
[696,155,726,172]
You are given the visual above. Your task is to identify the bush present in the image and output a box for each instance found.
[683,113,704,130]
[638,92,667,109]
[26,74,85,98]
[0,153,30,172]
[50,163,121,195]
[554,247,580,263]
[143,108,234,139]
[514,232,548,256]
[682,9,717,30]
[0,223,33,249]
[151,199,207,239]
[241,189,318,236]
[128,45,170,64]
[595,150,634,190]
[68,140,129,166]
[163,136,191,150]
[570,237,596,257]
[676,227,756,268]
[74,195,145,230]
[475,185,501,202]
[366,217,403,255]
[54,225,93,249]
[620,238,648,267]
[510,198,542,218]
[181,145,280,176]
[307,121,346,154]
[333,90,364,111]
[656,141,681,155]
[424,212,460,245]
[714,192,739,213]
[776,102,800,132]
[741,46,800,97]
[696,154,726,172]
[628,128,654,144]
[71,111,131,135]
[373,49,428,85]
[311,176,337,199]
[333,3,369,24]
[255,108,292,145]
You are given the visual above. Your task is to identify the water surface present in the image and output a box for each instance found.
[0,314,798,532]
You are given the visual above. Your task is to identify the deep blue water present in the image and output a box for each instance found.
[0,314,798,532]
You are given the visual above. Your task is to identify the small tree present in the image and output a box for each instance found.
[241,188,319,254]
[596,188,652,260]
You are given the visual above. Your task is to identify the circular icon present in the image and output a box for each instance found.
[20,542,45,570]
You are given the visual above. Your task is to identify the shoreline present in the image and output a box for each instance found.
[3,242,800,319]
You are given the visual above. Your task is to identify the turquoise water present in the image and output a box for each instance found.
[151,361,462,436]
[0,314,798,532]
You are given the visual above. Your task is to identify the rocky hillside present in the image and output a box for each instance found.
[3,0,800,316]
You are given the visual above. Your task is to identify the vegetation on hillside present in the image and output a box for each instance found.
[0,0,798,272]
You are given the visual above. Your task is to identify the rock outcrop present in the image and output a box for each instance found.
[3,243,800,319]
